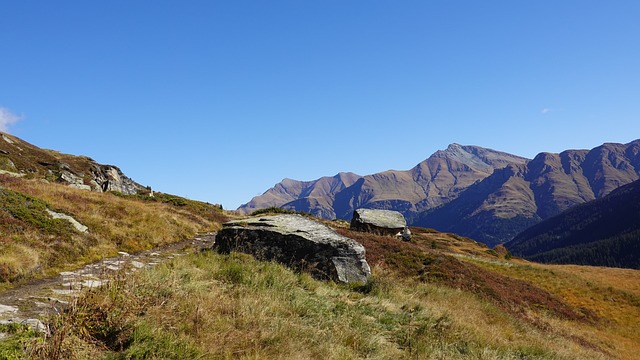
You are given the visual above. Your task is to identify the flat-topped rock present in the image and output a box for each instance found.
[214,214,371,283]
[350,208,407,237]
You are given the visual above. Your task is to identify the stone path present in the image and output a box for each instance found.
[0,232,216,335]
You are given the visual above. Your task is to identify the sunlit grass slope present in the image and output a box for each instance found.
[5,223,636,359]
[0,174,227,285]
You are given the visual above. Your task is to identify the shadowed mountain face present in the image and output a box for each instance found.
[505,179,640,269]
[238,144,529,219]
[415,140,640,246]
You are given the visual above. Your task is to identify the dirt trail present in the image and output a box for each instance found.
[0,232,216,327]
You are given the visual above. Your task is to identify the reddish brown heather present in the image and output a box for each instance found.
[337,228,585,323]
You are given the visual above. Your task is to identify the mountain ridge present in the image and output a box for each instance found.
[240,139,640,247]
[416,139,640,246]
[238,144,528,219]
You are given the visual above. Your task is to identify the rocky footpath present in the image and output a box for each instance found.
[0,233,216,335]
[215,214,371,283]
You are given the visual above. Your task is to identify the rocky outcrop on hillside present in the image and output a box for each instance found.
[350,208,407,237]
[214,214,371,283]
[0,131,146,195]
[90,164,142,194]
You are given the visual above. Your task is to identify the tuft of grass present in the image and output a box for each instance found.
[0,323,42,359]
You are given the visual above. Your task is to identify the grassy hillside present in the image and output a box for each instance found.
[3,222,639,359]
[0,174,228,286]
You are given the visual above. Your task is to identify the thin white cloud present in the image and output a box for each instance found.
[541,108,553,114]
[0,107,21,132]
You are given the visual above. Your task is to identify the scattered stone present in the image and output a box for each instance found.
[69,183,92,191]
[350,209,407,237]
[46,209,89,233]
[46,298,69,305]
[1,133,15,144]
[0,169,25,177]
[400,226,412,242]
[118,251,130,257]
[81,280,105,288]
[21,319,48,334]
[60,171,86,188]
[0,304,18,314]
[51,289,77,295]
[105,260,126,266]
[215,214,371,283]
[131,261,145,269]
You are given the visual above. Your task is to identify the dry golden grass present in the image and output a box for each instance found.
[25,252,614,359]
[545,263,640,297]
[465,256,640,359]
[0,174,227,283]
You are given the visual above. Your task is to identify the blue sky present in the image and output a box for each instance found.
[1,1,639,209]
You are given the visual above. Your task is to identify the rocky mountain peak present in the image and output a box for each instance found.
[432,144,529,172]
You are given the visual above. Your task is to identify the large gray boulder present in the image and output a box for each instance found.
[214,214,371,283]
[350,208,407,236]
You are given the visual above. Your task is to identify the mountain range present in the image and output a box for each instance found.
[239,140,640,246]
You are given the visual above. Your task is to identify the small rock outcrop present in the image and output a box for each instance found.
[90,165,142,195]
[46,209,88,233]
[214,214,371,283]
[400,226,412,241]
[350,208,407,237]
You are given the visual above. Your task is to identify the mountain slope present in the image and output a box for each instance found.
[413,164,543,246]
[10,223,640,359]
[505,179,640,268]
[0,131,146,195]
[0,132,228,285]
[415,140,640,246]
[239,172,361,219]
[238,144,529,219]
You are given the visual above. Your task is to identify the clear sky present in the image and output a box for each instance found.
[1,1,639,209]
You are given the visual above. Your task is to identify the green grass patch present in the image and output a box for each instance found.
[0,323,42,360]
